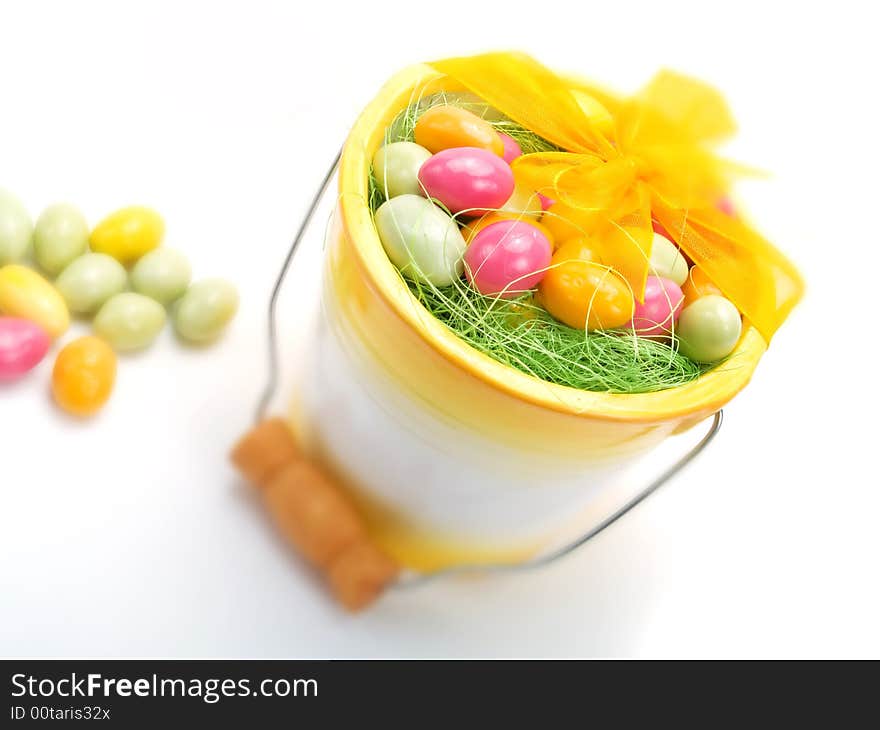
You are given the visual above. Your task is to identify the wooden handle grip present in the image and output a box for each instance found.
[231,418,398,611]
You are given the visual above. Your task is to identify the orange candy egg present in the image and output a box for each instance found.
[552,237,603,265]
[681,266,724,307]
[539,252,634,331]
[52,336,117,417]
[541,202,599,242]
[414,106,504,157]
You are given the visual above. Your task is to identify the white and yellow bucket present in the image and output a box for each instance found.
[233,63,767,608]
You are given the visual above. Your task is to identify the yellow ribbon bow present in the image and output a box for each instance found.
[430,52,803,343]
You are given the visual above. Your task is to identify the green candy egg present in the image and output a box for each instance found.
[33,203,90,275]
[649,233,688,286]
[676,295,742,363]
[0,189,33,265]
[173,279,238,343]
[374,195,465,286]
[130,248,192,304]
[56,253,128,314]
[94,292,166,351]
[372,142,432,198]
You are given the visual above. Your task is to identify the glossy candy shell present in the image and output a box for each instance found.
[464,220,552,298]
[56,253,128,314]
[371,142,432,198]
[94,293,167,351]
[33,204,89,276]
[52,336,116,416]
[0,317,50,380]
[676,295,743,363]
[0,265,69,338]
[539,258,634,331]
[414,105,504,156]
[374,195,465,286]
[90,206,164,266]
[0,190,33,265]
[418,147,514,216]
[630,276,684,337]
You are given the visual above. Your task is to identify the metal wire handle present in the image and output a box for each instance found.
[255,147,342,424]
[255,148,724,584]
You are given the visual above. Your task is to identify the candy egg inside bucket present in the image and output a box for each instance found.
[374,195,465,286]
[630,276,684,338]
[417,147,514,216]
[464,220,552,298]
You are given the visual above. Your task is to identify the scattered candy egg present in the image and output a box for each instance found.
[571,90,615,138]
[630,276,684,337]
[681,266,724,307]
[414,106,504,156]
[462,213,555,248]
[33,203,89,276]
[173,278,239,343]
[52,335,116,416]
[94,293,167,351]
[372,141,432,198]
[649,233,688,285]
[56,253,128,314]
[0,317,50,381]
[0,264,69,338]
[464,220,552,298]
[498,133,522,164]
[539,255,634,331]
[130,248,192,305]
[0,189,33,265]
[418,148,514,216]
[552,237,602,264]
[537,193,555,211]
[374,195,466,286]
[90,206,164,266]
[497,185,543,219]
[676,295,742,363]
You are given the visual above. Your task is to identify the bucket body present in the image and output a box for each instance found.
[295,65,766,572]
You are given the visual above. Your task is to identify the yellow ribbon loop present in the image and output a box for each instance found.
[430,52,803,343]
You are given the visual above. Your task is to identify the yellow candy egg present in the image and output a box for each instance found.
[497,185,543,220]
[0,264,70,338]
[414,106,504,156]
[90,206,164,266]
[552,237,603,265]
[52,336,116,417]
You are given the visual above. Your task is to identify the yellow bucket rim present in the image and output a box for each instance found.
[337,63,766,423]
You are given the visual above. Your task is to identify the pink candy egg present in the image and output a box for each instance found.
[0,316,51,381]
[537,193,555,211]
[464,220,552,298]
[630,276,684,337]
[418,147,514,216]
[498,133,522,164]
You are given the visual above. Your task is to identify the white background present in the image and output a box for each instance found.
[1,0,878,658]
